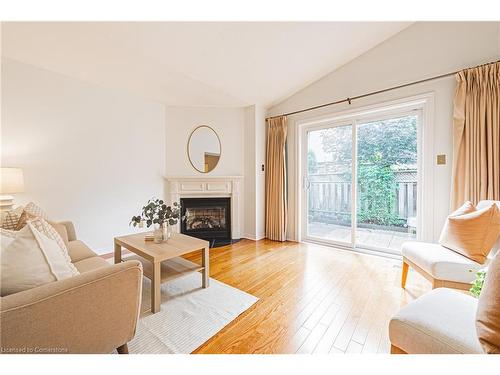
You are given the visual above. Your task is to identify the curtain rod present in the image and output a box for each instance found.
[266,60,499,121]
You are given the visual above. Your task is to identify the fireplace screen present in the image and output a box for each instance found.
[181,197,231,241]
[185,207,227,231]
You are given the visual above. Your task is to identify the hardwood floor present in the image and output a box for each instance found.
[181,238,430,354]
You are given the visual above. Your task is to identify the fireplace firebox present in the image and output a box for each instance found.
[180,197,231,246]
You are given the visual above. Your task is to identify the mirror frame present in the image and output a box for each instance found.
[187,125,222,173]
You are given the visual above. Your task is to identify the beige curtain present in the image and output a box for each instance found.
[265,116,288,241]
[451,62,500,210]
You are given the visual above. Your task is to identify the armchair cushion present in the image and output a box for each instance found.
[389,288,483,354]
[402,241,481,283]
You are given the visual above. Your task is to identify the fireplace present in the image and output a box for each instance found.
[180,197,231,246]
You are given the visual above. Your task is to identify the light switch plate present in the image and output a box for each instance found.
[436,154,446,165]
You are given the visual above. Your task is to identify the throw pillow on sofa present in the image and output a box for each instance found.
[439,201,500,264]
[27,217,74,264]
[0,206,24,230]
[1,223,79,296]
[0,227,18,248]
[10,202,70,249]
[15,201,48,230]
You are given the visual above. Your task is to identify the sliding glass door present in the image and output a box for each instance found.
[302,110,420,254]
[306,124,353,246]
[355,114,418,252]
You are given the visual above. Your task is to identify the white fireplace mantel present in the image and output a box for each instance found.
[164,175,244,239]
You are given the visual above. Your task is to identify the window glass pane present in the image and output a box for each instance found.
[307,125,352,244]
[356,115,418,251]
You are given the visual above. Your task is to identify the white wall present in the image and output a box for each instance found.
[165,106,244,177]
[267,22,500,241]
[243,104,266,240]
[254,105,266,239]
[1,58,166,254]
[243,106,256,239]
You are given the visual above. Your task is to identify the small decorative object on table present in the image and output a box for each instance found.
[130,199,182,243]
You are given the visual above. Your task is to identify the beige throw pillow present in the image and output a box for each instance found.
[1,223,79,296]
[439,202,500,264]
[0,206,24,230]
[476,252,500,353]
[15,201,48,230]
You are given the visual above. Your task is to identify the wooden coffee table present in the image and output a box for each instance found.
[114,232,209,313]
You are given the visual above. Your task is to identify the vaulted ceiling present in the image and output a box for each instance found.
[1,22,411,107]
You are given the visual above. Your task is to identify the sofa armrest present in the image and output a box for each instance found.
[0,260,143,354]
[58,221,77,241]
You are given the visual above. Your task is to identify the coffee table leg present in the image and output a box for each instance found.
[114,242,122,264]
[151,261,161,313]
[202,246,209,288]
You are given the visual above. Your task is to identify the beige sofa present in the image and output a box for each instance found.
[0,221,143,354]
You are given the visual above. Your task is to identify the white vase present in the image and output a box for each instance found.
[153,224,163,243]
[163,223,172,241]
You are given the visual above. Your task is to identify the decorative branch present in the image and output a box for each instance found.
[130,199,182,228]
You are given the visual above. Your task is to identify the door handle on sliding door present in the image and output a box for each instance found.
[304,177,311,190]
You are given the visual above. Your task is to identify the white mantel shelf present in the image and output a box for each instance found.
[165,175,243,240]
[164,175,244,180]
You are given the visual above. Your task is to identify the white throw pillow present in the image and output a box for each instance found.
[1,223,79,296]
[1,227,17,249]
[27,217,75,268]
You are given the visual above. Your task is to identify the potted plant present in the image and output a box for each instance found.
[130,199,181,243]
[469,269,487,298]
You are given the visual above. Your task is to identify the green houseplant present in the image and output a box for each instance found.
[469,269,487,298]
[130,199,181,243]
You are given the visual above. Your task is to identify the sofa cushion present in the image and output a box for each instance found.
[439,201,500,264]
[389,288,483,354]
[402,241,481,283]
[1,224,79,296]
[476,252,500,353]
[73,257,110,273]
[67,240,98,263]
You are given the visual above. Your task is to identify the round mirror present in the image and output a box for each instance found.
[187,125,221,173]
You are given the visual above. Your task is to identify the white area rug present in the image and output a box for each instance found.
[127,270,258,354]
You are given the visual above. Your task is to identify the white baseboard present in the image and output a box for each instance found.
[242,233,266,241]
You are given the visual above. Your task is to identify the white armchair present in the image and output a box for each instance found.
[401,200,500,291]
[390,249,500,354]
[389,288,483,354]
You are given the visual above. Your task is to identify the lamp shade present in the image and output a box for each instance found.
[1,168,24,194]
